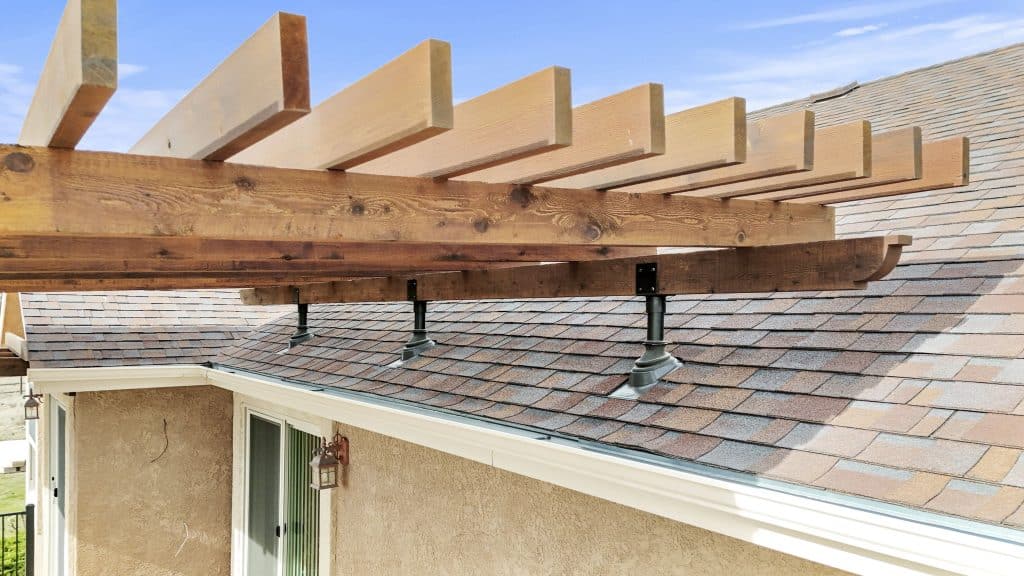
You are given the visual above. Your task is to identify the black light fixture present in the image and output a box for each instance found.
[309,432,349,490]
[23,391,42,421]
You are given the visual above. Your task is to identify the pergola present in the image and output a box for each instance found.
[0,1,971,380]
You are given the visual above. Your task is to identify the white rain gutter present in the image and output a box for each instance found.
[28,364,1024,576]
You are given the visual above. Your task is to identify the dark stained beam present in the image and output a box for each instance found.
[241,236,910,305]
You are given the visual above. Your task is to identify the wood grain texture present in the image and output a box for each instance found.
[231,39,452,170]
[0,146,836,248]
[460,83,666,185]
[615,110,814,194]
[130,12,310,161]
[0,354,28,377]
[547,97,746,190]
[19,0,117,148]
[688,120,872,198]
[356,67,572,179]
[1,293,24,342]
[792,137,969,205]
[241,236,910,304]
[744,126,921,201]
[0,236,653,263]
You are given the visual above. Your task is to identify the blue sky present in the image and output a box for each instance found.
[1,1,1022,151]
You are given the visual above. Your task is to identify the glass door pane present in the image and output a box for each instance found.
[285,426,319,576]
[51,403,66,576]
[248,415,282,576]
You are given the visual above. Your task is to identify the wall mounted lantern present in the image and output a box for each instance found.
[309,432,349,490]
[23,391,42,421]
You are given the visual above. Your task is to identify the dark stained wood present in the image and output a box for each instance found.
[241,236,910,305]
[0,353,28,377]
[0,145,836,248]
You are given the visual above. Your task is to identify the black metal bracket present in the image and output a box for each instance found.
[396,298,435,363]
[407,279,418,301]
[286,288,313,349]
[635,262,658,295]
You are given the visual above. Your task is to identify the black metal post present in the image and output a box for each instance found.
[624,294,680,395]
[401,300,435,361]
[25,503,34,576]
[288,289,313,348]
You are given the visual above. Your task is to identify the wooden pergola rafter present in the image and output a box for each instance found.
[1,1,973,306]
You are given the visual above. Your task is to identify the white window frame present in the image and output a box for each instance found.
[232,394,333,576]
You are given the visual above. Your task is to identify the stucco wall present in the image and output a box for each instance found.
[73,386,233,576]
[332,425,848,576]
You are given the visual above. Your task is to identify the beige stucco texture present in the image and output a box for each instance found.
[333,425,848,576]
[73,386,233,576]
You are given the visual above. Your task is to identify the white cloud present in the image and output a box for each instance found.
[77,87,188,152]
[835,23,885,37]
[118,63,147,78]
[652,12,1024,112]
[739,0,952,30]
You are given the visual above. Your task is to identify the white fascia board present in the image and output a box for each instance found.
[28,365,207,394]
[206,367,1024,576]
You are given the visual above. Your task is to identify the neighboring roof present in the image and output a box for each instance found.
[219,43,1024,531]
[22,291,288,367]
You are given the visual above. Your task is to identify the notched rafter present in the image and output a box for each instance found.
[241,236,911,305]
[357,66,572,179]
[231,39,453,170]
[461,83,666,185]
[19,0,117,148]
[548,97,746,190]
[130,12,311,161]
[0,145,836,248]
[689,120,872,198]
[615,110,814,194]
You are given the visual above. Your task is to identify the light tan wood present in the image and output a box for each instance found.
[547,97,746,189]
[460,83,666,185]
[19,0,117,148]
[792,137,969,205]
[356,67,572,179]
[1,293,24,343]
[743,126,921,201]
[686,120,872,198]
[0,145,836,248]
[231,39,453,170]
[241,236,910,304]
[129,13,310,161]
[614,110,814,194]
[0,236,654,263]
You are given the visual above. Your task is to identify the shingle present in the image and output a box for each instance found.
[926,480,1024,523]
[735,392,850,423]
[697,440,777,472]
[857,433,987,475]
[776,423,878,457]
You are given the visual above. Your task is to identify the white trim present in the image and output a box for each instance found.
[4,332,26,358]
[29,365,206,394]
[232,394,334,576]
[23,364,1024,576]
[207,368,1024,576]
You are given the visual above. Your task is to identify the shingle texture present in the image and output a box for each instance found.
[23,291,288,367]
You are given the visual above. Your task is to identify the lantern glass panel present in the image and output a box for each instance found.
[24,397,40,421]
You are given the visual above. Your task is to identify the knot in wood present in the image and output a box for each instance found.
[3,152,35,173]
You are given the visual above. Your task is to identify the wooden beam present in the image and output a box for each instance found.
[0,236,654,263]
[614,110,814,194]
[686,120,872,198]
[1,293,24,345]
[129,12,310,161]
[355,67,572,179]
[19,0,117,148]
[460,83,666,185]
[791,137,969,205]
[546,97,746,190]
[231,39,452,170]
[241,236,910,305]
[0,353,28,378]
[0,145,836,248]
[743,126,921,201]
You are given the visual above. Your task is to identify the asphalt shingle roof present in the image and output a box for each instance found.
[23,291,288,367]
[216,43,1024,530]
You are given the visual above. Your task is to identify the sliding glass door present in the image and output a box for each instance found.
[246,413,320,576]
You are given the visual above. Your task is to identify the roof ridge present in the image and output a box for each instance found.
[751,41,1024,115]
